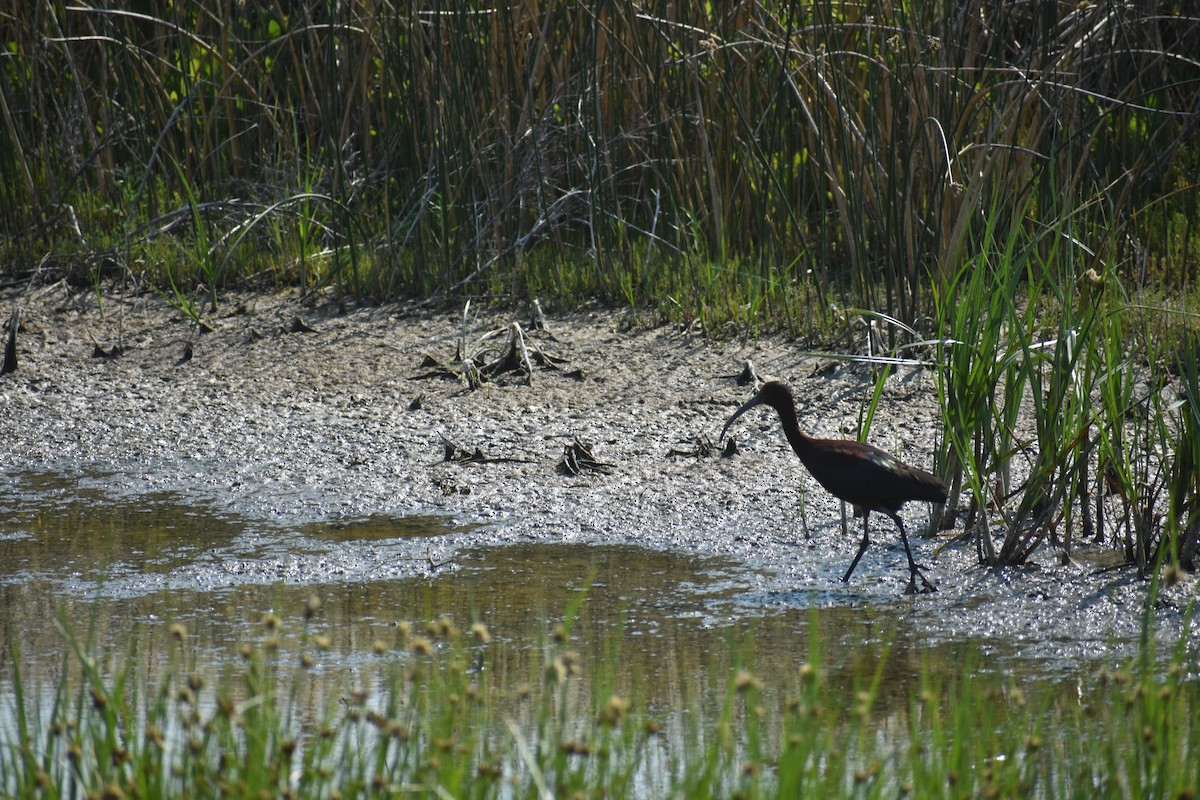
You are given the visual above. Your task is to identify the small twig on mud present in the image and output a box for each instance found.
[413,316,570,389]
[511,321,536,383]
[667,434,718,459]
[720,436,740,458]
[736,359,761,386]
[526,340,571,369]
[427,546,454,570]
[92,342,126,359]
[716,359,762,387]
[439,433,536,465]
[290,316,318,333]
[412,353,450,379]
[480,322,535,384]
[2,307,19,374]
[441,434,487,463]
[530,298,558,340]
[84,317,126,360]
[557,438,614,476]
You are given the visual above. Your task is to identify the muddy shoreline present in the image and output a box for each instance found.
[1,282,1193,669]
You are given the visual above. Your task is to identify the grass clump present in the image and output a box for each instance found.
[928,182,1200,574]
[2,599,1197,798]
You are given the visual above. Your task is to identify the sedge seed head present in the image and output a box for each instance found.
[734,670,762,692]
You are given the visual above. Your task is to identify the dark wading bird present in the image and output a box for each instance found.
[721,381,947,594]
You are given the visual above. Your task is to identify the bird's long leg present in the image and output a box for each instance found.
[841,509,871,583]
[889,512,937,594]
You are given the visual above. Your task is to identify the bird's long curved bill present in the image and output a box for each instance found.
[720,394,765,441]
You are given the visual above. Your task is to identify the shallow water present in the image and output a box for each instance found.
[0,466,1142,733]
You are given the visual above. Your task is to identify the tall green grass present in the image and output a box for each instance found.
[2,2,1196,316]
[2,599,1197,798]
[934,187,1200,571]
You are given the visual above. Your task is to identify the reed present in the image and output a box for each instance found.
[2,2,1194,318]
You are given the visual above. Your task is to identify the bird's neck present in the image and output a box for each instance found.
[777,407,816,460]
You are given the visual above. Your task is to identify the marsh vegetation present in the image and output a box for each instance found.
[3,1,1200,796]
[3,587,1197,799]
[4,0,1199,573]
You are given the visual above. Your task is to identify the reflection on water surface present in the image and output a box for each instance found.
[0,468,1081,736]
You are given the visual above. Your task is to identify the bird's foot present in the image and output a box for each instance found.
[905,570,937,594]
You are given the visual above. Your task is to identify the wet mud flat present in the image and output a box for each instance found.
[0,282,1194,679]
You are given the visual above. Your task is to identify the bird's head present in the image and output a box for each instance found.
[720,381,795,440]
